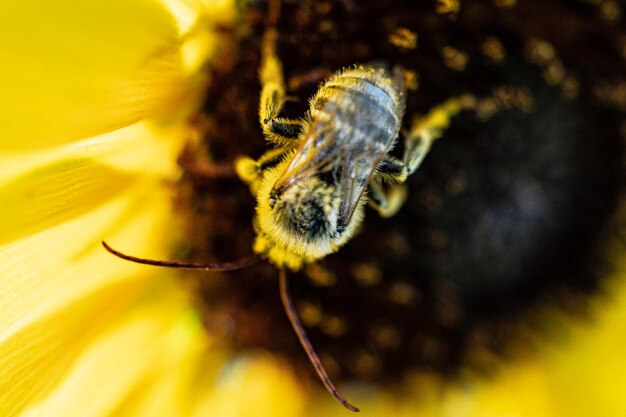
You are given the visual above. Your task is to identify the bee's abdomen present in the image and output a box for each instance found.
[313,67,406,147]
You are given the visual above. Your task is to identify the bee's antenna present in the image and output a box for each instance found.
[102,241,261,271]
[278,269,360,412]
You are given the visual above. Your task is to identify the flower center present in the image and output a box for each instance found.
[178,0,624,385]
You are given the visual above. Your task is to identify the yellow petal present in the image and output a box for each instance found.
[0,0,237,415]
[0,275,154,417]
[0,119,186,357]
[0,122,182,246]
[0,0,207,150]
[0,159,136,245]
[111,340,225,417]
[443,363,556,417]
[192,354,306,417]
[0,170,189,416]
[0,168,188,336]
[15,283,204,417]
[546,257,626,417]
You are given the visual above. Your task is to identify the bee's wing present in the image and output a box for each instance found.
[336,143,388,228]
[274,129,391,228]
[272,107,350,195]
[273,96,400,226]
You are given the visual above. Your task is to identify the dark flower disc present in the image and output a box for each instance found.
[178,0,624,385]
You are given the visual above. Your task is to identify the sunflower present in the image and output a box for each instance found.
[1,0,625,416]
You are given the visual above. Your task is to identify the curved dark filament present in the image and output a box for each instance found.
[278,269,360,412]
[101,241,261,271]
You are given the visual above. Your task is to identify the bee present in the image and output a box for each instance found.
[103,18,473,414]
[235,27,473,271]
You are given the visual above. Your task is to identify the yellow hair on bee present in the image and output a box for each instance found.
[252,158,366,271]
[235,156,260,184]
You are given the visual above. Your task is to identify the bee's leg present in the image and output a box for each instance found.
[235,146,291,190]
[368,177,408,218]
[258,27,306,146]
[377,155,408,183]
[370,93,475,218]
[370,156,408,217]
[402,95,475,176]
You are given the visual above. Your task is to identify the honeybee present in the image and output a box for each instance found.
[235,27,473,271]
[103,20,473,414]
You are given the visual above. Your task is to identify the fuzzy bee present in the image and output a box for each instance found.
[236,28,473,271]
[103,24,473,413]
